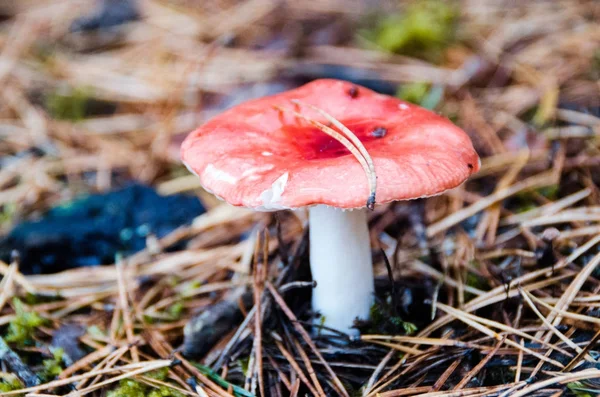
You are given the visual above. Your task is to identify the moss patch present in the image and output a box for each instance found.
[361,0,459,61]
[5,298,47,347]
[0,374,23,395]
[45,87,93,121]
[107,369,184,397]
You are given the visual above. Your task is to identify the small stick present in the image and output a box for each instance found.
[0,336,40,387]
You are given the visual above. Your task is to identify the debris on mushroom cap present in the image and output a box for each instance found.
[181,79,480,211]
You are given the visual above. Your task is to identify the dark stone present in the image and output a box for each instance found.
[183,290,252,359]
[0,337,40,387]
[70,0,139,33]
[51,324,86,365]
[0,184,204,274]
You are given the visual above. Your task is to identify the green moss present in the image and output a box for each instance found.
[23,292,63,305]
[361,0,459,61]
[107,379,147,397]
[165,275,180,289]
[516,203,536,214]
[146,368,169,381]
[396,82,444,110]
[567,382,596,397]
[392,317,417,335]
[107,369,186,397]
[513,192,541,213]
[107,376,185,397]
[86,325,106,339]
[590,49,600,80]
[538,184,559,200]
[40,347,64,381]
[5,298,46,346]
[166,302,184,321]
[180,280,202,297]
[0,203,16,228]
[465,271,490,301]
[143,315,155,325]
[0,374,23,395]
[513,185,559,214]
[45,87,93,121]
[466,271,489,290]
[148,386,186,397]
[397,82,429,104]
[368,303,417,335]
[237,356,250,378]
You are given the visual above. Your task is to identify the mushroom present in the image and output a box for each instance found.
[181,79,480,335]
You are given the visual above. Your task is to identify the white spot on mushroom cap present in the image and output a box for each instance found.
[258,172,289,210]
[262,151,273,156]
[202,164,237,184]
[398,103,409,110]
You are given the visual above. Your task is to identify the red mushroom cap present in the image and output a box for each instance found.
[181,79,480,210]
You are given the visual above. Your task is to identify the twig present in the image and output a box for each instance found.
[0,336,40,387]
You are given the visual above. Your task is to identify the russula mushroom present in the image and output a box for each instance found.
[181,79,480,335]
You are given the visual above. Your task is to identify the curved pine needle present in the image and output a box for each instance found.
[290,99,378,209]
[275,104,376,209]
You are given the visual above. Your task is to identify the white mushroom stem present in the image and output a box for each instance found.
[309,205,374,336]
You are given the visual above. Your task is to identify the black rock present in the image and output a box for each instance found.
[183,290,252,359]
[70,0,139,33]
[51,324,86,365]
[0,184,204,274]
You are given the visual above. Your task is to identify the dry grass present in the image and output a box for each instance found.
[1,0,600,396]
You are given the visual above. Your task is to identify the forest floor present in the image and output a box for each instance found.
[1,0,600,396]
